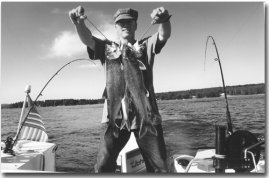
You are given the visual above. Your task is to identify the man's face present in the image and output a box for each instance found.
[115,19,137,39]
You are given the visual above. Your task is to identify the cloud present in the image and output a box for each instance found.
[47,10,118,59]
[48,31,86,59]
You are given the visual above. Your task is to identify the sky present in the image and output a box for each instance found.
[1,1,265,104]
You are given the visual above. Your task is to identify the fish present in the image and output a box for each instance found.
[119,90,132,132]
[121,43,157,138]
[105,43,127,138]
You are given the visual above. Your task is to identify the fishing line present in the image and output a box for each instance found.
[138,23,154,41]
[204,5,260,71]
[83,15,110,42]
[83,13,157,43]
[138,11,172,41]
[13,58,98,146]
[84,13,153,43]
[138,16,161,41]
[225,4,261,47]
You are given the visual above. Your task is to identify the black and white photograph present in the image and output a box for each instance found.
[1,1,266,175]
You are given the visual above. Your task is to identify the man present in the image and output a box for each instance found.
[69,6,171,173]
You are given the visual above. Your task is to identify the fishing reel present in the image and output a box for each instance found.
[2,136,15,156]
[225,130,263,172]
[214,126,264,173]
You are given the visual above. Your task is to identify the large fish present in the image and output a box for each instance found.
[105,43,129,138]
[121,43,157,138]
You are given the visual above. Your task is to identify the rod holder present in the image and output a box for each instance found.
[214,125,227,173]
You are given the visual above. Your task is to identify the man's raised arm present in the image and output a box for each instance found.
[69,6,95,50]
[151,7,171,42]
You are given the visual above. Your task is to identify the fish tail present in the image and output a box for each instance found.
[139,121,158,138]
[120,119,131,131]
[106,123,120,138]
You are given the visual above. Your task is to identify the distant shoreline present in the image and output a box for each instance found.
[1,83,265,109]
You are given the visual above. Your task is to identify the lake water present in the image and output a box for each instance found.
[1,94,265,173]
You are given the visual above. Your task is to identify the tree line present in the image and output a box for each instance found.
[2,83,265,109]
[2,99,105,109]
[155,83,265,100]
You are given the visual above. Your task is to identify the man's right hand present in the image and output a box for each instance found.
[69,6,87,25]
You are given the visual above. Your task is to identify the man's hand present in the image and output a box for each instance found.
[150,7,171,25]
[69,6,87,25]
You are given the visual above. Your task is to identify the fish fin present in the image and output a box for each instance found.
[145,89,149,97]
[139,125,147,138]
[139,121,158,138]
[133,41,140,51]
[138,60,146,70]
[120,120,126,130]
[113,128,119,138]
[134,40,146,51]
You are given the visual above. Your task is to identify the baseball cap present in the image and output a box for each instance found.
[113,8,138,23]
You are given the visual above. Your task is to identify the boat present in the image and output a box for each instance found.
[115,36,266,174]
[1,85,58,173]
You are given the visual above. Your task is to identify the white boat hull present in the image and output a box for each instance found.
[1,140,57,173]
[173,149,265,173]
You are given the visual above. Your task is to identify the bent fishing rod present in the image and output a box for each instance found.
[12,59,95,147]
[205,36,233,135]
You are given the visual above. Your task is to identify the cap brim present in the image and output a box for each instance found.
[115,14,136,23]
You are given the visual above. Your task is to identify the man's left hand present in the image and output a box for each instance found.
[151,7,171,25]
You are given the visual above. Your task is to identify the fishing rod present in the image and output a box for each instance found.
[205,36,233,135]
[12,59,95,147]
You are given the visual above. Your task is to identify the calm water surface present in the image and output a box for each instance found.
[1,94,265,173]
